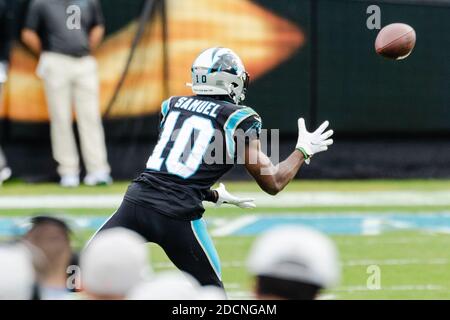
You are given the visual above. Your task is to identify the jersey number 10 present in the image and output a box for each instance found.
[146,112,214,179]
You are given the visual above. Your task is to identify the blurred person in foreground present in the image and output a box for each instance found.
[0,0,14,185]
[80,228,151,300]
[22,216,74,300]
[0,244,35,300]
[247,226,340,300]
[21,0,111,187]
[128,271,227,300]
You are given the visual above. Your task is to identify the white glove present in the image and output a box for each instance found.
[214,183,256,209]
[296,118,334,164]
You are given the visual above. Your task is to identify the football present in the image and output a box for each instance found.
[375,23,416,60]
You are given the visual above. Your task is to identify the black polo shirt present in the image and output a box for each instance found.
[25,0,104,57]
[0,0,14,62]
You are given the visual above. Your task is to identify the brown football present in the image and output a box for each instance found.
[375,23,416,60]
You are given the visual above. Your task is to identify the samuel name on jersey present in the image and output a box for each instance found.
[172,96,222,118]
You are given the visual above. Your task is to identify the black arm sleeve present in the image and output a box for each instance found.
[90,0,105,28]
[0,0,14,62]
[234,115,262,143]
[24,0,41,32]
[203,190,219,203]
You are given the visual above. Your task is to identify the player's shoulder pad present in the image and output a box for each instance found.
[223,105,262,158]
[224,105,262,129]
[241,105,262,123]
[161,96,178,120]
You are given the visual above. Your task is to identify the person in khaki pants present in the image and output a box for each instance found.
[22,0,111,187]
[0,62,12,186]
[0,0,13,185]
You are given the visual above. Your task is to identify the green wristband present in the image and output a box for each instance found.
[296,147,310,160]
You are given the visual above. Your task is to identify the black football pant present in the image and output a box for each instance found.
[89,200,223,288]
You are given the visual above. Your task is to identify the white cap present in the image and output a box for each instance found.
[0,244,35,300]
[81,228,151,297]
[247,226,340,288]
[127,271,203,300]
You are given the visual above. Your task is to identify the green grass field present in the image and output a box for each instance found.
[1,179,450,299]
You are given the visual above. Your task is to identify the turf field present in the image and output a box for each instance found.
[1,180,450,300]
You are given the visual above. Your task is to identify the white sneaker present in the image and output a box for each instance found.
[60,175,80,188]
[83,172,113,186]
[0,167,12,185]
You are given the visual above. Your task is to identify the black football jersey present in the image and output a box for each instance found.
[125,95,262,220]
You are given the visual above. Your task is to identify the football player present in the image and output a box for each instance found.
[90,47,334,288]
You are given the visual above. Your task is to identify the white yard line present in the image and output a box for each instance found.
[0,195,123,209]
[153,258,450,270]
[337,237,443,245]
[243,191,450,207]
[1,190,450,209]
[334,285,445,292]
[211,215,259,237]
[344,258,449,266]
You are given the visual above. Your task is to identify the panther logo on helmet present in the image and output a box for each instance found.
[189,47,249,105]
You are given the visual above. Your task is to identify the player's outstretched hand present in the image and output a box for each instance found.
[214,183,256,209]
[296,118,334,164]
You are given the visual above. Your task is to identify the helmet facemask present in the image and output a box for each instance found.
[226,70,249,105]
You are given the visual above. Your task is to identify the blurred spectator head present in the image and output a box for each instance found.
[23,216,72,278]
[0,244,35,300]
[247,226,340,300]
[81,228,151,300]
[22,215,73,300]
[127,271,210,300]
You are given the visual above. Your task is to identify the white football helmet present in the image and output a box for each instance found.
[190,47,249,104]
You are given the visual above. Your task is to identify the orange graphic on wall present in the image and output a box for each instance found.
[0,0,305,122]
